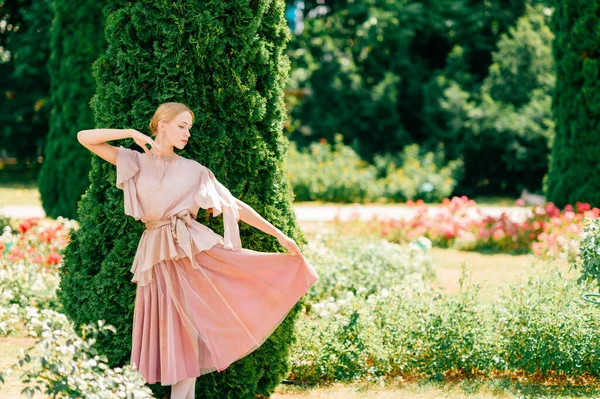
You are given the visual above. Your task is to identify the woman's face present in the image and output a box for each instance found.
[158,111,193,150]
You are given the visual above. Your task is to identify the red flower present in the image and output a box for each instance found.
[18,220,33,234]
[576,202,591,213]
[45,253,62,265]
[319,138,327,144]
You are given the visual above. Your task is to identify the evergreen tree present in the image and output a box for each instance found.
[545,0,600,207]
[58,1,303,397]
[38,0,106,220]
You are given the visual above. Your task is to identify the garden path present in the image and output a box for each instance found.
[1,203,531,222]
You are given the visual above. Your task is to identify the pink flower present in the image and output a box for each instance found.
[515,199,526,207]
[492,230,505,240]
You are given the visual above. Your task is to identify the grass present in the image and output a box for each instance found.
[272,379,600,398]
[0,337,43,398]
[429,248,575,302]
[0,183,40,207]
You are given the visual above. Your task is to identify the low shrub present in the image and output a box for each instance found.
[285,136,462,203]
[291,265,600,383]
[0,320,153,398]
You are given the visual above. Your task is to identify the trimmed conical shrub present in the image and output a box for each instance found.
[58,1,304,397]
[545,0,600,207]
[38,0,106,220]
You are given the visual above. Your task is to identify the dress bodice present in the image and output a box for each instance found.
[115,145,243,286]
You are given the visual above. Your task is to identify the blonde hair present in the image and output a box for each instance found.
[148,102,195,136]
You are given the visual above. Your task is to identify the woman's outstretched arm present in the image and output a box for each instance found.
[234,199,301,256]
[77,128,159,165]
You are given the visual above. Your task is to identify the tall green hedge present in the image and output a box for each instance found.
[545,0,600,207]
[57,1,303,397]
[38,0,106,220]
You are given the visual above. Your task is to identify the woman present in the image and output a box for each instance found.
[77,102,319,399]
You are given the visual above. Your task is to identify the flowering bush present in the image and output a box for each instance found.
[373,144,463,203]
[371,196,600,261]
[285,136,379,203]
[0,216,74,267]
[0,320,154,399]
[291,264,600,383]
[301,230,434,304]
[284,136,462,203]
[0,217,75,337]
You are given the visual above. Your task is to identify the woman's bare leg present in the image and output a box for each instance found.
[185,377,196,399]
[171,377,195,399]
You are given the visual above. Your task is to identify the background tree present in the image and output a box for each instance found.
[287,0,532,159]
[37,0,107,220]
[286,0,553,196]
[0,0,51,165]
[58,0,304,397]
[545,0,600,207]
[424,3,555,195]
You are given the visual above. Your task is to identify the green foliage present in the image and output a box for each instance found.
[374,144,464,203]
[284,135,462,203]
[292,233,600,382]
[38,0,106,220]
[545,0,600,207]
[424,4,555,195]
[0,320,154,398]
[285,136,379,203]
[0,0,52,164]
[287,0,531,161]
[301,231,434,304]
[492,269,600,377]
[575,218,600,287]
[58,1,304,397]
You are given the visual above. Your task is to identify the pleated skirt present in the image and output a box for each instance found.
[129,244,319,386]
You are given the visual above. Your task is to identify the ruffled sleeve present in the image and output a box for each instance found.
[194,166,242,250]
[115,146,144,220]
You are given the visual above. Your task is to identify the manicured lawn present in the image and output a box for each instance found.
[429,248,575,302]
[0,184,40,207]
[273,379,600,399]
[0,337,43,398]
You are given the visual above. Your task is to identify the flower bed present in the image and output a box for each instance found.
[0,217,152,397]
[371,196,600,261]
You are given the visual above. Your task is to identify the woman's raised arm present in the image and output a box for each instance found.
[77,128,160,165]
[77,128,133,165]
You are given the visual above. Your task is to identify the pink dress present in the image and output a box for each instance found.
[115,146,319,386]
